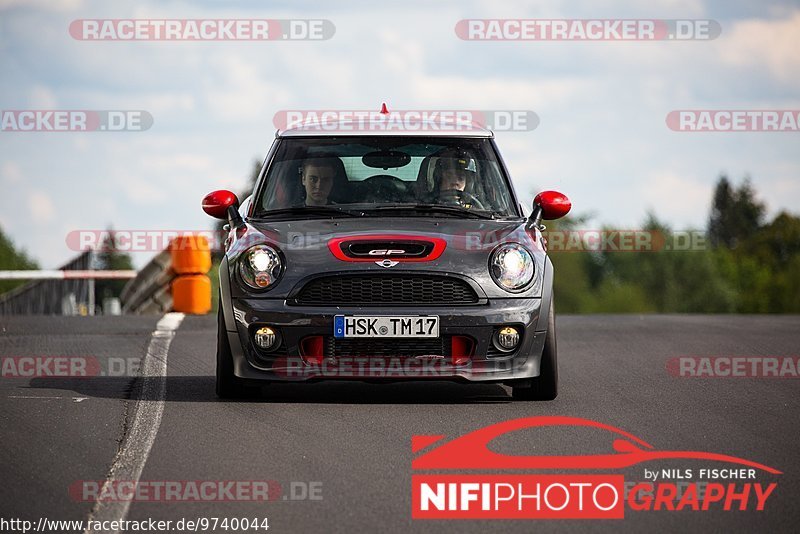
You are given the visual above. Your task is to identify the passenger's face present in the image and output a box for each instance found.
[440,169,467,192]
[302,164,335,205]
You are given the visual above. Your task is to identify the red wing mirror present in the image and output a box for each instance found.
[533,190,571,220]
[202,190,239,220]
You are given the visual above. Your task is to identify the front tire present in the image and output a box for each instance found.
[216,304,259,399]
[511,298,558,401]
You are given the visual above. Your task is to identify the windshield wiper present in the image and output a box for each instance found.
[367,204,498,220]
[257,206,364,218]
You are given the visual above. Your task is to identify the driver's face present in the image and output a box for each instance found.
[440,169,467,192]
[302,164,335,205]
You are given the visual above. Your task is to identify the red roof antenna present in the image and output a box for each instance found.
[380,102,389,114]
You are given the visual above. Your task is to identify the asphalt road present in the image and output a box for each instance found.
[1,314,798,533]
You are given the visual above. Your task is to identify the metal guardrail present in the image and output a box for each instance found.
[0,251,100,315]
[1,236,211,316]
[119,250,174,314]
[0,270,138,280]
[120,235,212,315]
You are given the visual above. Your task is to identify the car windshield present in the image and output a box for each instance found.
[254,137,520,218]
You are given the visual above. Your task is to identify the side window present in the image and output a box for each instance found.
[260,160,303,210]
[238,195,252,217]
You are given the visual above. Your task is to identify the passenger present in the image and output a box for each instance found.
[300,157,339,206]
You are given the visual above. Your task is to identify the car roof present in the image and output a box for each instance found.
[277,117,494,138]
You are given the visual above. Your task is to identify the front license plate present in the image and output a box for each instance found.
[333,316,439,338]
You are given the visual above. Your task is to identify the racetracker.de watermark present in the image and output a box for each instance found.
[273,229,707,253]
[274,356,476,379]
[273,109,539,132]
[1,110,152,132]
[69,480,284,502]
[666,110,800,132]
[65,229,708,253]
[66,230,220,253]
[69,19,335,40]
[455,19,721,40]
[667,356,800,378]
[1,356,144,378]
[541,230,705,252]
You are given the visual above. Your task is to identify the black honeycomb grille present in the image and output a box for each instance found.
[295,275,478,306]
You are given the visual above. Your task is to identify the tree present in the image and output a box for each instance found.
[0,225,38,294]
[708,175,765,248]
[746,211,800,265]
[94,228,135,301]
[741,211,800,312]
[210,158,263,303]
[545,215,597,312]
[708,176,734,247]
[213,159,263,258]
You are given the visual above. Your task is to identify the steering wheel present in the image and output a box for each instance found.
[362,174,409,202]
[439,189,487,211]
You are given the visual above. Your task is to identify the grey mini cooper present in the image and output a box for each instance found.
[202,115,571,400]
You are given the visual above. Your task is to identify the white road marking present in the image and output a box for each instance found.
[84,312,185,534]
[7,395,81,400]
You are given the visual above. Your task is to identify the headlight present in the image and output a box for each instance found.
[239,244,283,289]
[490,243,535,292]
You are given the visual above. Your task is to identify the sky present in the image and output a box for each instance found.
[1,0,798,267]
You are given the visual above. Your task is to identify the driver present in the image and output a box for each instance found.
[439,164,468,193]
[300,157,338,206]
[432,149,478,206]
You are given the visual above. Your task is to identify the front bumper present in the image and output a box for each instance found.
[223,297,548,382]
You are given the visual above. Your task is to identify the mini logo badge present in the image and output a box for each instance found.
[376,259,399,268]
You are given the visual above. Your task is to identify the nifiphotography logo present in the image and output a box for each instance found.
[411,417,780,519]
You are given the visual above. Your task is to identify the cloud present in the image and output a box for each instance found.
[28,84,58,108]
[1,161,23,183]
[28,190,56,223]
[637,172,713,225]
[0,0,84,11]
[140,153,214,174]
[202,54,294,120]
[115,172,169,206]
[716,11,800,88]
[1,0,799,269]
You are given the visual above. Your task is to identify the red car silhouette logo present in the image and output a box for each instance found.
[412,416,781,473]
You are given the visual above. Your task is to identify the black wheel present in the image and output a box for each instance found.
[511,298,558,401]
[216,304,260,399]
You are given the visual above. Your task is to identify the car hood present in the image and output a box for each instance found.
[227,217,546,300]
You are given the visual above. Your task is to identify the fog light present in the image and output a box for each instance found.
[494,326,520,352]
[254,326,277,350]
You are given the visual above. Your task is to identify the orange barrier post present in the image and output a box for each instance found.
[172,274,212,315]
[169,235,211,314]
[170,235,212,275]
